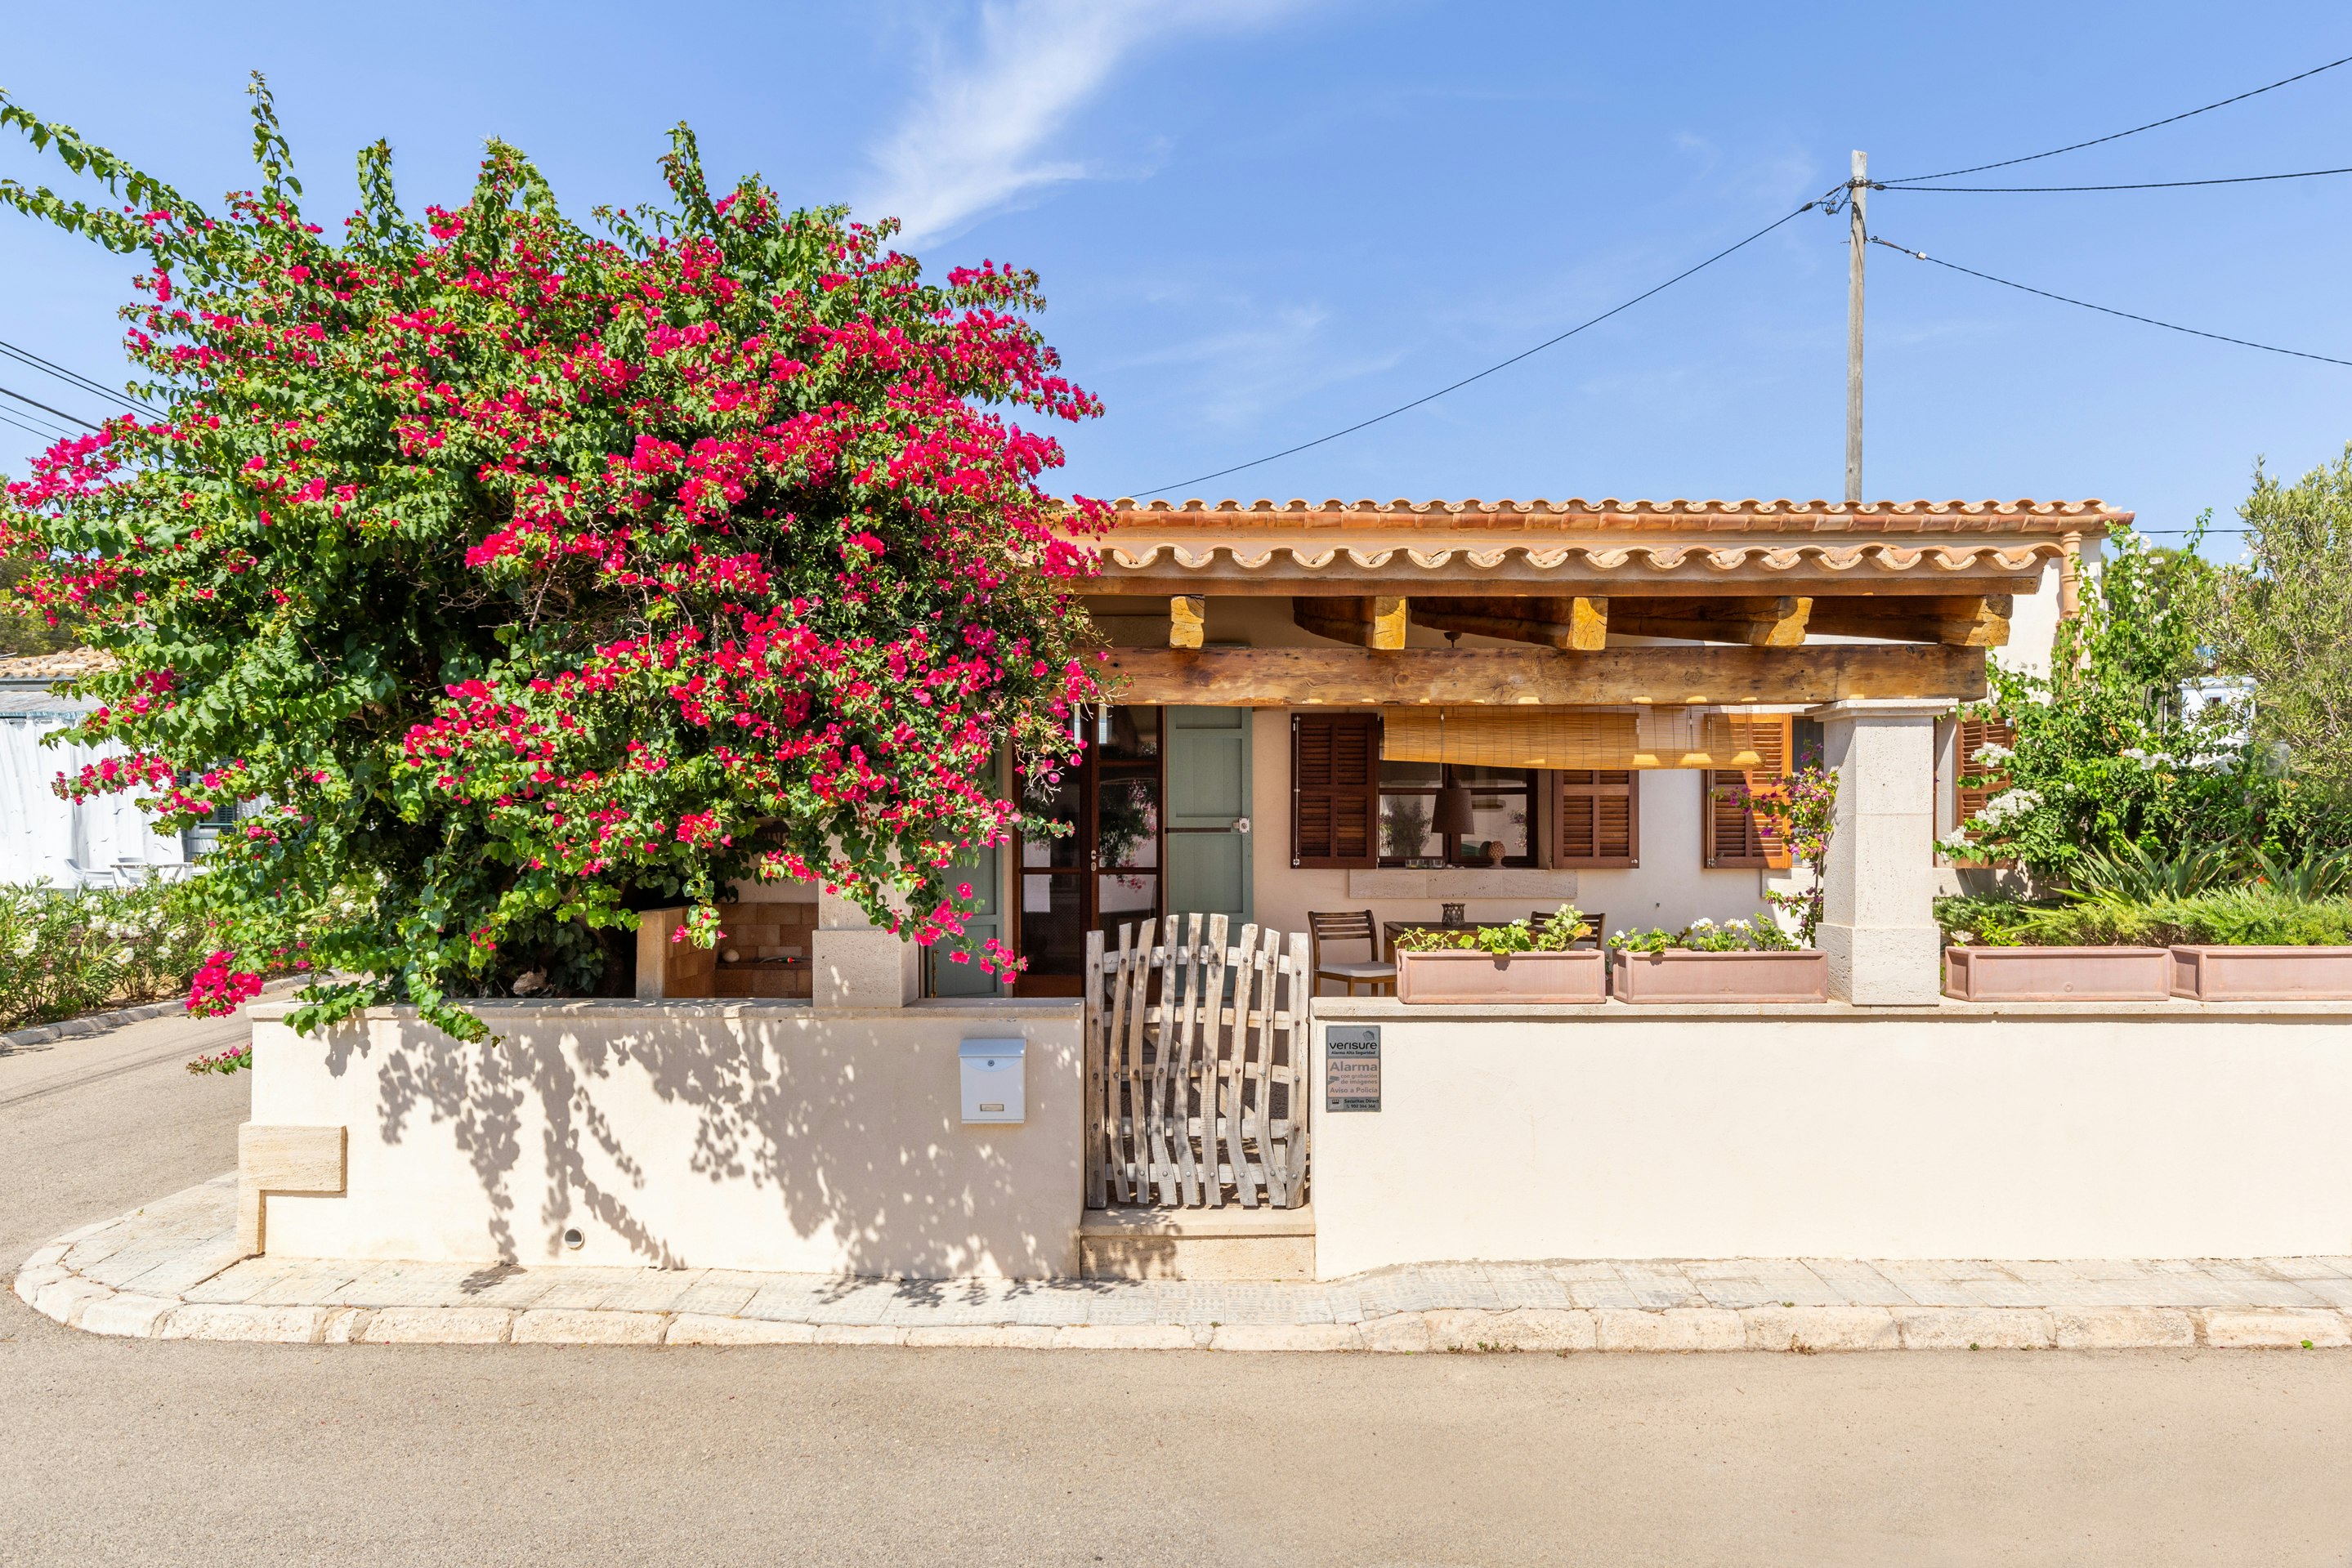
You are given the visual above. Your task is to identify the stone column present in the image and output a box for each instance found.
[1808,699,1948,1005]
[812,888,920,1009]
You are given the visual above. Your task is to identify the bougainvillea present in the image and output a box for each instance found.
[0,79,1106,1039]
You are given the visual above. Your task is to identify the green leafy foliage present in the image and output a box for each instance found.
[1606,914,1800,954]
[1947,521,2352,878]
[0,879,224,1030]
[0,80,1107,1041]
[2205,446,2352,791]
[1392,906,1592,954]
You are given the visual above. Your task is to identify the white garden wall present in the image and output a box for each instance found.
[1311,998,2352,1276]
[249,998,1084,1279]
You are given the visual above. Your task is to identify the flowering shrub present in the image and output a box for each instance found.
[0,83,1103,1041]
[1736,762,1837,945]
[1607,915,1799,954]
[1392,906,1591,954]
[0,879,220,1030]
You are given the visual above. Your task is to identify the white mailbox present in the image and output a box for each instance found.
[959,1037,1026,1124]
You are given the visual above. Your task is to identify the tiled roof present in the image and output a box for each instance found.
[0,648,116,681]
[1096,540,2067,576]
[1106,498,2128,533]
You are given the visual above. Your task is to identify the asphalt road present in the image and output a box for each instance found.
[7,1012,2352,1567]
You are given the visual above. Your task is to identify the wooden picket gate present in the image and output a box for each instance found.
[1082,914,1312,1210]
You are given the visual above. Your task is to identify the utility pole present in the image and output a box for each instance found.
[1844,149,1867,505]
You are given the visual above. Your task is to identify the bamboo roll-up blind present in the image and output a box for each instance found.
[1379,706,1790,771]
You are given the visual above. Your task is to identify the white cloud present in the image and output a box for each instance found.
[859,0,1295,246]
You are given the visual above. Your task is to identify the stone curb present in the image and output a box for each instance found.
[21,1253,2352,1354]
[1,974,307,1052]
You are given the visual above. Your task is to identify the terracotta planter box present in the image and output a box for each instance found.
[1607,949,1828,1004]
[1396,948,1605,1004]
[2170,945,2352,1001]
[1943,945,2171,1001]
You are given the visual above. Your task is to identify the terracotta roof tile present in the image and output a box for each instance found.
[1105,498,2129,534]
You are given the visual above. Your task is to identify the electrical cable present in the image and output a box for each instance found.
[0,338,151,413]
[1889,164,2352,194]
[0,337,151,413]
[1879,52,2352,185]
[1869,235,2352,369]
[0,407,71,442]
[0,384,101,431]
[1126,200,1822,498]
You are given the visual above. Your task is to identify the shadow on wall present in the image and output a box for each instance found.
[266,1004,1084,1280]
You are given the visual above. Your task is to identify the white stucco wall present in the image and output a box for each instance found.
[1245,710,1784,950]
[251,998,1086,1279]
[1311,1000,2352,1275]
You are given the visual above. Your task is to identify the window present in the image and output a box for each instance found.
[1549,771,1639,867]
[1377,761,1536,868]
[1701,716,1792,869]
[1291,713,1379,869]
[1954,713,2018,825]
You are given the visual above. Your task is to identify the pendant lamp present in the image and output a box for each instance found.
[1432,707,1476,838]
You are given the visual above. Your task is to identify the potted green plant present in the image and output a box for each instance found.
[1393,907,1603,1003]
[1606,916,1829,1003]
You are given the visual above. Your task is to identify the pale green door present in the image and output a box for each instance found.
[931,755,1008,998]
[1164,706,1253,927]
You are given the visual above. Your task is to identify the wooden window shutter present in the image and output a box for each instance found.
[1703,717,1792,869]
[1291,713,1379,869]
[1549,771,1639,868]
[1954,713,2018,825]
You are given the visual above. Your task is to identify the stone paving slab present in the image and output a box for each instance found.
[16,1177,2352,1355]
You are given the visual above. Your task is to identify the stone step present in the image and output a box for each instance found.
[1080,1204,1316,1282]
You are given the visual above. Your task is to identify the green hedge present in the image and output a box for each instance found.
[0,881,218,1032]
[1937,888,2352,949]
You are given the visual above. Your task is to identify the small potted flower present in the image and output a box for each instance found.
[1394,906,1603,1003]
[1607,915,1829,1003]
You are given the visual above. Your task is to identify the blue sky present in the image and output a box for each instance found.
[5,2,2350,556]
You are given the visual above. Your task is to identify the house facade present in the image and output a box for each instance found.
[930,494,2113,1003]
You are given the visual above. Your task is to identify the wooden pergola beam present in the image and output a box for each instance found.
[1291,595,1408,650]
[1804,594,2013,647]
[1407,596,1609,651]
[1607,596,1813,648]
[1169,595,1206,649]
[1107,644,1986,706]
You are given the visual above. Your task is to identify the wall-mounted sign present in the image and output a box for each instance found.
[1326,1025,1381,1112]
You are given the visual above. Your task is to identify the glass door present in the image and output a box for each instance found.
[1016,707,1163,994]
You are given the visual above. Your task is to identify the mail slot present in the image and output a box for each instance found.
[959,1037,1026,1124]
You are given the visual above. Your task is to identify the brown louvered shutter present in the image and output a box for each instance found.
[1703,717,1791,869]
[1550,771,1639,867]
[1291,713,1379,869]
[1955,713,2018,825]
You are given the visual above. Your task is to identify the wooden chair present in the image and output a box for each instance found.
[1532,909,1605,948]
[1309,910,1397,996]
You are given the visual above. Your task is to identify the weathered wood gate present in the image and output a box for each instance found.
[1083,914,1312,1209]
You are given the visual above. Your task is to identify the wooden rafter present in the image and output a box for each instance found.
[1106,644,1986,707]
[1607,596,1813,648]
[1291,595,1408,650]
[1169,595,1206,649]
[1804,594,2013,647]
[1406,596,1608,651]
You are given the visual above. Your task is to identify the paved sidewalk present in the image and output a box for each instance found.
[17,1175,2352,1353]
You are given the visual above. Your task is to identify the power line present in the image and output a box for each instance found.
[1890,163,2352,194]
[1880,52,2352,185]
[0,384,101,431]
[0,337,151,413]
[1869,235,2352,369]
[1127,201,1822,498]
[0,407,70,443]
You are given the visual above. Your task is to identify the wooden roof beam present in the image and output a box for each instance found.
[1804,594,2014,647]
[1408,595,1608,651]
[1607,596,1813,648]
[1107,644,1986,707]
[1291,595,1409,650]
